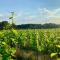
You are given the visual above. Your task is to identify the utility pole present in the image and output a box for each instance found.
[9,12,14,25]
[9,12,15,29]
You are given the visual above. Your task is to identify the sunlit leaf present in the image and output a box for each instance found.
[50,53,57,58]
[56,45,60,48]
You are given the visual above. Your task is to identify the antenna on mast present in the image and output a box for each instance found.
[9,12,14,25]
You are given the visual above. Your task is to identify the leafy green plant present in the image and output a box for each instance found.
[0,29,60,60]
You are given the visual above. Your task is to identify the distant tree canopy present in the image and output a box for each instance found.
[0,21,60,30]
[0,21,10,29]
[0,21,12,29]
[16,23,60,29]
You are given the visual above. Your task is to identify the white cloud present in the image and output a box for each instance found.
[1,8,60,24]
[0,14,3,17]
[38,8,60,24]
[15,8,60,24]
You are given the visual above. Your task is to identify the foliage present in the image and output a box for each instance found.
[0,29,60,60]
[0,21,60,30]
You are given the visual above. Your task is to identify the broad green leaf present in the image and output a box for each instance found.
[50,53,57,58]
[56,45,60,48]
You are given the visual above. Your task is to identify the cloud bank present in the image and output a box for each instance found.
[0,8,60,24]
[15,8,60,24]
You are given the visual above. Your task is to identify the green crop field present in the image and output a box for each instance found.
[0,28,60,60]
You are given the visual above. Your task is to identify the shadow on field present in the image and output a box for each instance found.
[14,47,57,60]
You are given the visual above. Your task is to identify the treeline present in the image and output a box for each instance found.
[16,23,60,29]
[0,21,15,30]
[0,21,60,30]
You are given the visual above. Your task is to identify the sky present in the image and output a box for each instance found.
[0,0,60,24]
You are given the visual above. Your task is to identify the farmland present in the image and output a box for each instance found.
[0,28,60,60]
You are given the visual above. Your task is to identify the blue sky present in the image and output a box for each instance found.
[0,0,60,24]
